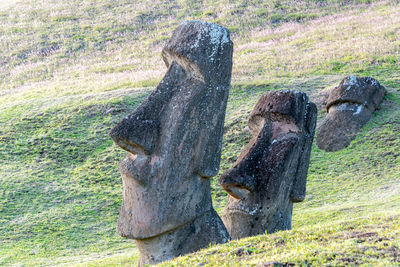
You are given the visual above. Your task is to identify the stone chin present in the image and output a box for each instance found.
[116,154,212,240]
[222,200,268,238]
[223,192,293,239]
[223,210,256,238]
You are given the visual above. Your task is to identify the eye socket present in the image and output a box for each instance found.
[271,120,300,140]
[249,113,300,140]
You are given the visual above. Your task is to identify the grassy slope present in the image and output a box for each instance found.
[0,0,399,266]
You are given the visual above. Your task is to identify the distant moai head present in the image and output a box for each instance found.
[219,90,317,239]
[316,76,386,152]
[109,20,232,252]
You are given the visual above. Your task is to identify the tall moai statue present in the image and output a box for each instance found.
[219,90,317,239]
[109,21,232,266]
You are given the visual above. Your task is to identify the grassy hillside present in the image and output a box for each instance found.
[0,0,399,266]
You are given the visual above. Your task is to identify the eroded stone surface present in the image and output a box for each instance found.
[219,90,317,239]
[316,76,386,152]
[109,20,232,265]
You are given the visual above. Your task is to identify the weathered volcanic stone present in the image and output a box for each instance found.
[219,90,317,239]
[109,21,232,265]
[316,76,386,152]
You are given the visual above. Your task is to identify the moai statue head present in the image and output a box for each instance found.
[109,21,232,265]
[219,90,317,239]
[317,76,386,152]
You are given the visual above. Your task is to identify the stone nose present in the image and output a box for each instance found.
[219,122,272,200]
[109,118,160,155]
[219,164,257,200]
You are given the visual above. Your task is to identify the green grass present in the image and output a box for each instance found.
[1,0,400,266]
[0,90,150,265]
[164,212,400,266]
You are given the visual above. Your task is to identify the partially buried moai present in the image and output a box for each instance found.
[219,90,317,239]
[109,21,233,265]
[316,76,386,152]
